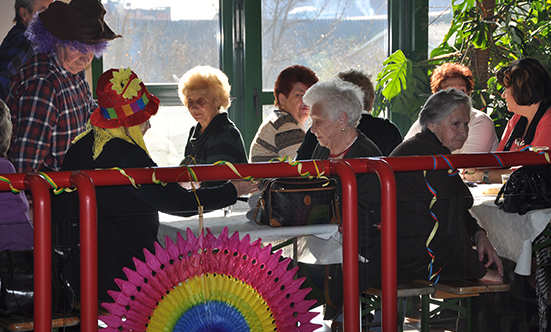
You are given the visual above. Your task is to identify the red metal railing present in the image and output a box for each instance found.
[0,150,549,332]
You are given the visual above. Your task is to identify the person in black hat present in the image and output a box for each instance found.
[5,0,121,174]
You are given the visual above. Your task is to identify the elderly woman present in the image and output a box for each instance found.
[300,78,383,328]
[296,68,402,159]
[179,65,247,169]
[249,65,318,162]
[406,63,498,154]
[463,57,551,183]
[53,68,257,304]
[5,0,120,173]
[0,100,32,250]
[390,89,503,283]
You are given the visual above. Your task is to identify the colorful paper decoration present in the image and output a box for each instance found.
[100,228,321,332]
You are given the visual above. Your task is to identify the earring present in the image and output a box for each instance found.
[341,127,345,131]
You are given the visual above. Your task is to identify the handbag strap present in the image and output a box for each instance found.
[494,184,507,208]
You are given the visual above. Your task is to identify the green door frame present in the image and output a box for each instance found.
[220,0,273,153]
[388,0,429,134]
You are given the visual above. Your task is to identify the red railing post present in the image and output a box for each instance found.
[70,171,98,332]
[24,174,52,332]
[330,161,360,332]
[371,159,398,332]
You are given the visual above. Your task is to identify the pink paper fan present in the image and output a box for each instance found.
[100,227,321,332]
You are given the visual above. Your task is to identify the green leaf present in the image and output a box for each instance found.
[375,50,412,100]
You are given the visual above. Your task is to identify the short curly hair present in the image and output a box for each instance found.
[0,100,12,159]
[497,57,551,106]
[337,68,375,111]
[430,63,474,95]
[178,66,231,110]
[273,65,318,109]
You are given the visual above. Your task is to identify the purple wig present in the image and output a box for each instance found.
[25,17,108,58]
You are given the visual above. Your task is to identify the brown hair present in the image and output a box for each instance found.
[273,65,318,108]
[337,68,374,111]
[497,57,551,105]
[430,63,474,95]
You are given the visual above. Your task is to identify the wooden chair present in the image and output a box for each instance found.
[0,314,80,332]
[362,279,510,332]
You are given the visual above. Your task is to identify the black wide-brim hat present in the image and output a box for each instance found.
[39,0,121,44]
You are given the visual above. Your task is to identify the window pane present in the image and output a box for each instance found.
[428,0,453,55]
[261,0,388,90]
[102,0,219,83]
[100,1,219,166]
[144,105,192,167]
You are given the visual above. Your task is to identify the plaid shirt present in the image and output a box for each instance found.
[0,22,34,101]
[6,52,96,173]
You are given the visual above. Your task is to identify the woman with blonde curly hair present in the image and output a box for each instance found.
[179,66,247,175]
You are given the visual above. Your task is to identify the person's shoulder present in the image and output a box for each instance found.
[18,53,60,81]
[390,132,433,157]
[360,113,399,128]
[272,110,299,128]
[352,132,383,157]
[0,157,16,174]
[0,23,27,47]
[469,108,494,126]
[540,106,551,121]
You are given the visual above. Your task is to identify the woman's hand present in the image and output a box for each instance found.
[474,230,504,277]
[461,168,479,182]
[479,269,503,283]
[230,179,259,197]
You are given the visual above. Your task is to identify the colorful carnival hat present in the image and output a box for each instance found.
[91,68,160,129]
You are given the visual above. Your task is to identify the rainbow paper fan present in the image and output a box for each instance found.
[100,227,321,332]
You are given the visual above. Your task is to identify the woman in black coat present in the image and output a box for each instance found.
[390,88,502,283]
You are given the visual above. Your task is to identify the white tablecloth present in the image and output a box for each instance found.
[157,201,342,265]
[469,184,551,275]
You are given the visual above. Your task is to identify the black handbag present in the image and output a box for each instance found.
[494,165,551,215]
[254,177,340,227]
[0,248,75,317]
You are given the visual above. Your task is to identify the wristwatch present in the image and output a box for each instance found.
[482,169,490,184]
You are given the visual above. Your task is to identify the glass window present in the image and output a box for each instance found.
[261,0,388,90]
[101,0,220,166]
[428,0,453,55]
[102,0,219,83]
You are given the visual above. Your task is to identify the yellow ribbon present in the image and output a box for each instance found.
[110,167,140,189]
[151,170,167,187]
[267,156,330,185]
[213,160,255,182]
[0,176,20,194]
[38,172,76,195]
[178,159,203,222]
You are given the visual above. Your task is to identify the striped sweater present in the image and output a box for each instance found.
[249,110,305,162]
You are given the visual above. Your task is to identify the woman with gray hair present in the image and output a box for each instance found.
[0,99,32,250]
[301,78,383,329]
[390,88,502,284]
[304,78,368,159]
